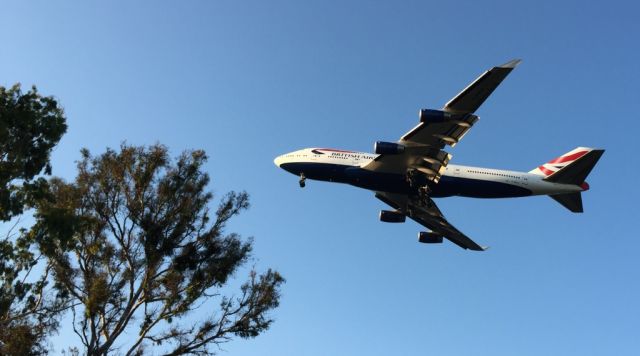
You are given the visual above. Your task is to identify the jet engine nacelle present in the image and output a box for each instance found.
[419,108,469,122]
[374,141,405,155]
[419,109,479,125]
[419,109,450,123]
[418,231,444,244]
[379,210,406,223]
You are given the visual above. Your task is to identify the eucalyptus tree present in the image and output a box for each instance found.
[0,84,67,355]
[31,144,283,355]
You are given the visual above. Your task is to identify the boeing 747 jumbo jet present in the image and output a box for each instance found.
[274,60,604,251]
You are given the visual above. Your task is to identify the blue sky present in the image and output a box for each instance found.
[2,1,639,355]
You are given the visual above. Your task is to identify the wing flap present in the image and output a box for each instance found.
[363,145,451,178]
[400,110,480,148]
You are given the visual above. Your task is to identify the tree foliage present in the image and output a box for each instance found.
[0,84,67,221]
[30,144,284,355]
[0,84,68,354]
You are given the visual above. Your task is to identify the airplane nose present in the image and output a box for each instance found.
[273,155,283,167]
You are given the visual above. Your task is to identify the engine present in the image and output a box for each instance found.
[419,109,478,125]
[374,141,405,155]
[418,231,443,244]
[419,109,449,123]
[379,210,406,223]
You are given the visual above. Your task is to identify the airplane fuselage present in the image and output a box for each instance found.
[274,148,585,198]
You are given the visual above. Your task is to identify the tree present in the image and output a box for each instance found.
[0,84,67,220]
[0,84,68,354]
[30,144,284,355]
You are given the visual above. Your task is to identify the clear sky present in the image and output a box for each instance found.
[2,1,639,355]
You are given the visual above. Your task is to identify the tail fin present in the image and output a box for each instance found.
[529,147,605,184]
[530,147,605,213]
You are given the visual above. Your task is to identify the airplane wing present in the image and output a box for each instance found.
[443,59,522,114]
[363,59,521,182]
[375,191,487,251]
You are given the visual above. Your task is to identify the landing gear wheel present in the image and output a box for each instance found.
[299,173,306,188]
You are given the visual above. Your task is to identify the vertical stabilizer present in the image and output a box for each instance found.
[543,149,604,185]
[529,147,594,178]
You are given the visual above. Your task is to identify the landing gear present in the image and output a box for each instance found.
[299,173,306,188]
[418,185,432,208]
[407,168,433,207]
[406,168,418,188]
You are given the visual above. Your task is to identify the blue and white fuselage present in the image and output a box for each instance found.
[274,148,586,198]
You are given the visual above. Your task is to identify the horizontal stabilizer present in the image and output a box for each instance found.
[550,193,583,213]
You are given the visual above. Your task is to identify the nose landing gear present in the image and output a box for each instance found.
[299,173,306,188]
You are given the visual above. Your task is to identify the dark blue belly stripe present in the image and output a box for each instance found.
[279,162,532,198]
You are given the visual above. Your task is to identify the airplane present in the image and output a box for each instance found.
[273,59,604,251]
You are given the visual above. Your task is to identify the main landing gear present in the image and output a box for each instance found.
[418,186,432,208]
[406,168,418,188]
[299,173,306,188]
[406,168,433,208]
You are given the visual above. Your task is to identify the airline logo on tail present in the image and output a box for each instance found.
[529,147,592,177]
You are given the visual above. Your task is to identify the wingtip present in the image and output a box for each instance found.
[498,59,522,69]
